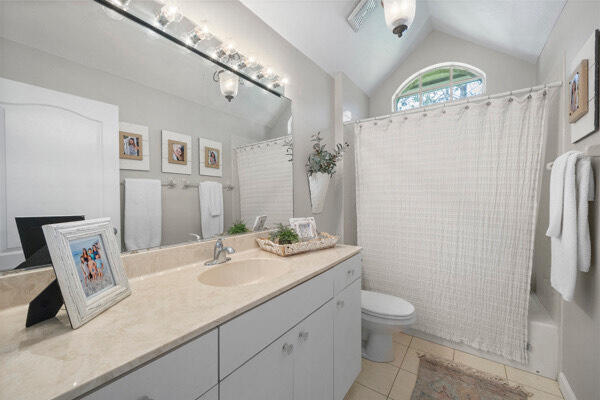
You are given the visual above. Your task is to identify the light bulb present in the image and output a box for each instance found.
[156,3,183,28]
[281,77,289,85]
[188,25,212,45]
[247,55,258,68]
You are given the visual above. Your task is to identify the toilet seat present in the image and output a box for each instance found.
[361,290,415,320]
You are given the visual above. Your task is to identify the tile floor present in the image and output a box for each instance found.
[345,332,564,400]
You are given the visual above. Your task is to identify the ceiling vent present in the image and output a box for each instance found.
[347,0,378,32]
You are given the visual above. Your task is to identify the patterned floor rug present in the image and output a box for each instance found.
[412,355,531,399]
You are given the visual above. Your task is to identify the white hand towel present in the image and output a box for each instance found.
[576,157,594,272]
[548,152,594,301]
[124,178,162,251]
[546,151,577,238]
[199,181,223,239]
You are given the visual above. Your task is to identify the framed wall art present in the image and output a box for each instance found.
[570,30,599,143]
[162,130,192,174]
[119,122,149,171]
[42,218,130,329]
[199,138,222,177]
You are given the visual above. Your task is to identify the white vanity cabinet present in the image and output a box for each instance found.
[221,253,361,400]
[82,329,218,400]
[334,279,362,400]
[80,253,361,400]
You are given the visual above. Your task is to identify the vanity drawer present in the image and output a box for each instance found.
[219,271,333,378]
[333,254,361,295]
[82,329,218,400]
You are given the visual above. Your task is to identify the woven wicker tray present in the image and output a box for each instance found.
[256,232,339,257]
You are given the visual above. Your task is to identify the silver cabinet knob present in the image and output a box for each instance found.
[337,300,345,308]
[282,343,294,355]
[299,330,309,341]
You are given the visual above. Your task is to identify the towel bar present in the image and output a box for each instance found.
[546,144,600,170]
[120,179,176,188]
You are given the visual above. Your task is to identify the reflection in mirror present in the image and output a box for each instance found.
[0,1,293,273]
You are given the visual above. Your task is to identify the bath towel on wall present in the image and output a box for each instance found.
[124,178,161,251]
[199,181,223,239]
[547,152,594,301]
[355,88,557,363]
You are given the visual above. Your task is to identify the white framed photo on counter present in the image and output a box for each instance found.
[43,218,131,329]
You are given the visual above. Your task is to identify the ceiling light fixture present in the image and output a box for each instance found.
[381,0,415,38]
[214,70,239,102]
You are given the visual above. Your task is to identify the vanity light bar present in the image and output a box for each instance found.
[93,0,285,98]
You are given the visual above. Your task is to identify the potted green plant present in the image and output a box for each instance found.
[269,224,300,244]
[227,221,249,235]
[306,132,349,213]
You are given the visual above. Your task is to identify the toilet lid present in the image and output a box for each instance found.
[361,290,415,318]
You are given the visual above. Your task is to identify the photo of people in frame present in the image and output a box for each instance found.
[119,131,143,160]
[205,147,220,169]
[69,235,115,298]
[168,139,187,165]
[568,59,589,123]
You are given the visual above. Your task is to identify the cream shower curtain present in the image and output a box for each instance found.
[355,90,556,363]
[235,136,293,227]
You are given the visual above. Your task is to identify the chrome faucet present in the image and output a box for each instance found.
[205,238,235,266]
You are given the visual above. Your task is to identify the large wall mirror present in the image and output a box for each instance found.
[0,1,293,272]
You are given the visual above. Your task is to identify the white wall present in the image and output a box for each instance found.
[536,2,600,399]
[369,30,537,117]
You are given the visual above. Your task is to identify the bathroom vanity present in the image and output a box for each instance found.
[0,236,361,400]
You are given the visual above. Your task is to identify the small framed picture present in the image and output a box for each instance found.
[168,139,187,165]
[42,218,130,329]
[252,215,267,231]
[205,147,220,169]
[289,217,317,240]
[569,59,589,123]
[119,131,143,160]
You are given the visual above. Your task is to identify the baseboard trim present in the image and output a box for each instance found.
[558,372,577,400]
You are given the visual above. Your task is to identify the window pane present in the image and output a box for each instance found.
[401,78,419,94]
[453,68,477,82]
[396,94,420,111]
[421,87,451,106]
[421,68,450,89]
[452,79,484,99]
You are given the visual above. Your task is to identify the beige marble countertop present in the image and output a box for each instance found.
[0,245,361,400]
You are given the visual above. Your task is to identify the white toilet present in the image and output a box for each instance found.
[361,290,417,362]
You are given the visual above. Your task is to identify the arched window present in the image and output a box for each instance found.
[392,63,486,112]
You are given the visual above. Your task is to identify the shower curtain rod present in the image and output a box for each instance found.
[345,81,563,126]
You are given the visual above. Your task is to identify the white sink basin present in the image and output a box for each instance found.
[198,258,291,287]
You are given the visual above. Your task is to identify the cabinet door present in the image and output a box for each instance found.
[220,328,295,400]
[198,385,218,400]
[294,301,334,400]
[334,279,362,400]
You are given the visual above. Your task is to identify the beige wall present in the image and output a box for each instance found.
[536,1,600,399]
[369,30,537,117]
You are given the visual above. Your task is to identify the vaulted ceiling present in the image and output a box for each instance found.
[239,0,567,94]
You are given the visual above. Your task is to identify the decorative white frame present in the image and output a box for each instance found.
[162,130,192,174]
[289,217,317,240]
[42,218,130,329]
[570,30,599,143]
[252,215,267,231]
[199,138,223,177]
[390,62,487,112]
[119,122,150,171]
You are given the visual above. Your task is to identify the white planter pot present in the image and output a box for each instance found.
[308,172,330,214]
